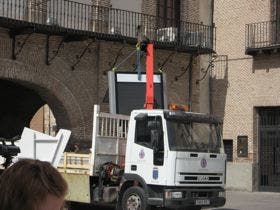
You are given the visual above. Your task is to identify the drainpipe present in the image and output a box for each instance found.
[188,55,193,112]
[209,0,215,115]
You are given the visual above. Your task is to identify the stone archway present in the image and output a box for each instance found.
[0,59,89,146]
[0,79,45,138]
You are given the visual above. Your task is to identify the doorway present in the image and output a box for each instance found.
[259,107,280,192]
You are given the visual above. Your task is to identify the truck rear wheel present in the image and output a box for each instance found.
[121,186,149,210]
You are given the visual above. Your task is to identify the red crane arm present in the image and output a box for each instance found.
[144,43,154,109]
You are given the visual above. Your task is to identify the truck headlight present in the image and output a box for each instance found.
[165,191,183,199]
[218,191,225,198]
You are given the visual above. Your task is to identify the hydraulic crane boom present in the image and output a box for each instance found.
[144,43,154,109]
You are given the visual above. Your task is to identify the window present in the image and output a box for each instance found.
[275,0,280,20]
[223,139,233,162]
[270,0,280,44]
[135,115,164,166]
[237,136,248,158]
[167,121,221,153]
[135,116,163,149]
[135,117,151,147]
[157,0,180,27]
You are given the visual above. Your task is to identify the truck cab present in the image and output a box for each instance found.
[13,105,226,210]
[121,109,226,210]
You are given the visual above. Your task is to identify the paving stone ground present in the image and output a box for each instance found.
[67,190,280,210]
[206,190,280,210]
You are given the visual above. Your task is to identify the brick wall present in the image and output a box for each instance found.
[0,0,213,147]
[30,106,44,133]
[182,0,200,23]
[212,0,280,163]
[140,0,212,113]
[0,27,200,147]
[142,0,157,16]
[141,0,201,23]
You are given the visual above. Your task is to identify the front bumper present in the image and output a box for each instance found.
[164,197,226,208]
[163,188,226,208]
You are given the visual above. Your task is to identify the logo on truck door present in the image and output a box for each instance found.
[139,149,145,159]
[201,158,207,168]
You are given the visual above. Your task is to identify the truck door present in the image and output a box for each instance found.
[130,115,166,185]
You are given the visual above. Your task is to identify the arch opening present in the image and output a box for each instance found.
[0,80,45,138]
[0,59,89,148]
[30,104,57,136]
[0,79,61,139]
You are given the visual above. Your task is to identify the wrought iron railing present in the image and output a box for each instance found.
[0,0,214,50]
[246,20,280,49]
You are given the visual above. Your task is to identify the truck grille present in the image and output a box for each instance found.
[178,172,223,184]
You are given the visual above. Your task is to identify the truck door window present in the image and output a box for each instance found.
[135,117,151,148]
[149,117,164,166]
[135,116,164,150]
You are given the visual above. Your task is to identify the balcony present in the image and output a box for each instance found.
[246,20,280,55]
[0,0,215,54]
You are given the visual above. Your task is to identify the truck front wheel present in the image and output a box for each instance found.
[121,186,150,210]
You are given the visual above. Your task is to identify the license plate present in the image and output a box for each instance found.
[195,199,210,205]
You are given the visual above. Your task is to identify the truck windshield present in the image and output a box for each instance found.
[166,120,221,153]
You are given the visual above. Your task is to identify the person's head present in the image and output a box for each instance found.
[0,159,68,210]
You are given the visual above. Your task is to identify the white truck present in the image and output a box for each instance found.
[57,104,226,210]
[10,42,226,210]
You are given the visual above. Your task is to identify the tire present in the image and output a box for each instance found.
[121,186,150,210]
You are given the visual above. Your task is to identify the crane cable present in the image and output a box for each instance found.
[111,49,137,72]
[135,42,142,80]
[112,42,144,82]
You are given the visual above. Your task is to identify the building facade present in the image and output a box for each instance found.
[213,0,280,192]
[0,0,215,149]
